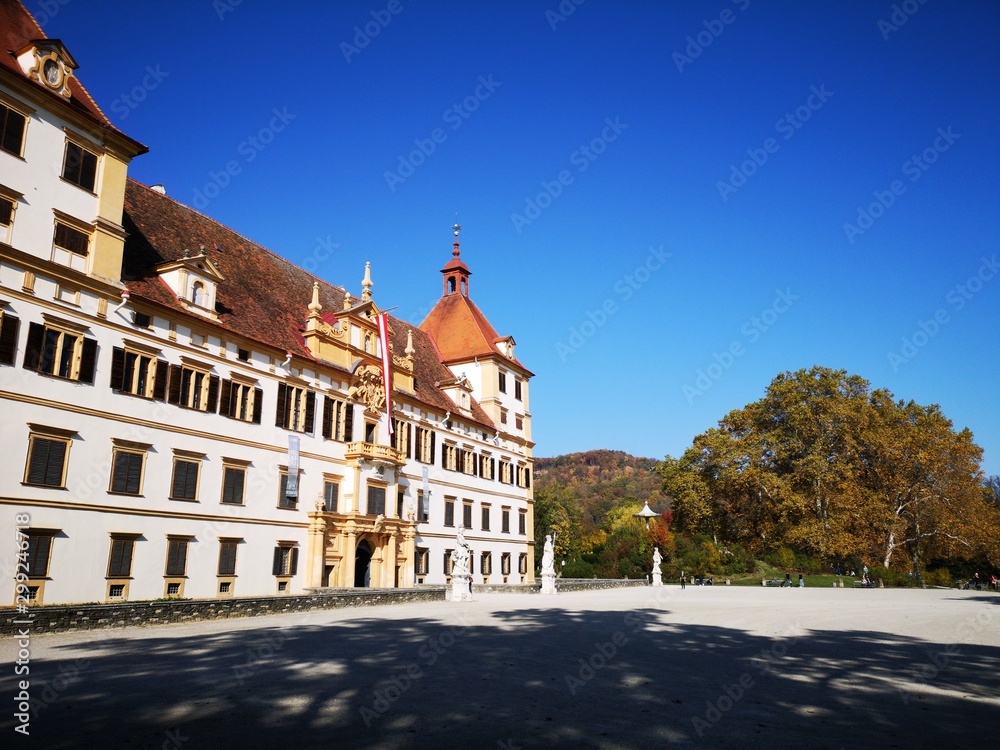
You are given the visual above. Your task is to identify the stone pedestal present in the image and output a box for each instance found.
[450,574,472,601]
[651,569,663,587]
[540,572,557,595]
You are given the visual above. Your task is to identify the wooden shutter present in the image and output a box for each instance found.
[407,424,412,459]
[430,431,435,464]
[344,402,354,442]
[167,365,182,405]
[275,383,287,427]
[78,338,98,384]
[0,314,19,366]
[272,547,283,575]
[112,451,130,493]
[22,322,43,372]
[219,379,233,418]
[252,387,263,424]
[289,547,299,576]
[110,538,133,577]
[219,542,237,576]
[321,396,333,439]
[166,540,187,576]
[304,391,316,434]
[43,439,66,486]
[29,534,51,577]
[153,360,168,400]
[206,374,220,413]
[110,347,125,390]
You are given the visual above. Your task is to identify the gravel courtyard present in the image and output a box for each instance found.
[4,586,998,749]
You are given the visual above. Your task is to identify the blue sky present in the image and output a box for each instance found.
[41,1,999,474]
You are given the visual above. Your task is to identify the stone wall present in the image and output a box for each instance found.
[1,587,446,635]
[472,578,646,594]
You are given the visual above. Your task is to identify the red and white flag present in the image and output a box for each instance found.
[376,312,393,434]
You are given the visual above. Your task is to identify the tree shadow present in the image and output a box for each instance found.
[8,603,1000,749]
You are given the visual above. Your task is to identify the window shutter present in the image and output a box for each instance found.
[525,469,531,489]
[407,424,412,459]
[27,439,49,484]
[153,360,168,401]
[167,365,182,405]
[219,379,233,418]
[430,431,435,464]
[304,391,316,434]
[275,383,287,427]
[272,546,282,575]
[22,322,43,371]
[252,387,263,424]
[0,314,19,366]
[44,439,66,486]
[184,462,198,499]
[120,539,133,576]
[206,374,220,413]
[127,453,142,493]
[110,347,125,390]
[30,535,51,577]
[344,402,354,442]
[322,396,333,439]
[78,338,98,384]
[219,543,237,576]
[222,467,236,502]
[166,541,181,576]
[441,446,447,468]
[112,451,130,493]
[289,547,299,576]
[109,540,125,576]
[491,458,496,479]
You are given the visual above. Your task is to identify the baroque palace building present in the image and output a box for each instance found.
[0,0,534,606]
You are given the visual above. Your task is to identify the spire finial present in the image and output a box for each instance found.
[452,224,461,258]
[361,261,373,302]
[405,329,415,358]
[308,281,322,316]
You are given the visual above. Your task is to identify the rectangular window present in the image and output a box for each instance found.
[322,396,353,442]
[501,552,511,576]
[481,505,491,531]
[237,347,251,362]
[519,553,528,575]
[502,508,510,534]
[221,466,246,505]
[463,502,473,529]
[500,410,508,426]
[132,311,151,329]
[54,221,90,256]
[517,465,532,489]
[498,371,507,393]
[519,510,527,535]
[416,547,429,576]
[444,549,453,575]
[165,538,189,577]
[24,431,70,488]
[170,458,200,501]
[444,500,455,527]
[462,449,476,475]
[392,419,411,457]
[107,536,136,578]
[220,379,262,423]
[218,539,240,576]
[278,472,298,509]
[168,364,219,412]
[416,427,435,464]
[364,421,377,443]
[516,415,524,431]
[62,140,98,192]
[110,447,145,495]
[323,480,339,512]
[481,552,492,576]
[1,103,27,156]
[0,312,19,366]
[23,321,97,383]
[0,195,14,244]
[499,460,513,484]
[110,347,166,399]
[417,490,428,522]
[443,444,458,471]
[25,531,54,578]
[367,485,386,516]
[276,383,315,433]
[479,455,495,481]
[272,544,298,576]
[514,379,522,401]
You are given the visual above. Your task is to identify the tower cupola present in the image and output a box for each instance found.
[441,224,471,298]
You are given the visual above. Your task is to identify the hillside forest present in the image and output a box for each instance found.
[533,367,1000,585]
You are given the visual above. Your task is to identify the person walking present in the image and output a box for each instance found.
[784,572,792,588]
[798,574,804,588]
[680,571,686,589]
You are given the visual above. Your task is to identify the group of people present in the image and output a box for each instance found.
[678,572,713,588]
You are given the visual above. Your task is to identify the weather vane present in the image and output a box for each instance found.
[452,223,461,238]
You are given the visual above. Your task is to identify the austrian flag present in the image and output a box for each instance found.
[376,312,393,434]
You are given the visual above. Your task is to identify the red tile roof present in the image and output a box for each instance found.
[0,0,146,154]
[121,179,495,429]
[420,291,532,374]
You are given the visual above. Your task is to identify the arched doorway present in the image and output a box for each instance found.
[355,540,372,588]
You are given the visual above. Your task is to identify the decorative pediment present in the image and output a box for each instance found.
[155,247,224,318]
[17,39,78,99]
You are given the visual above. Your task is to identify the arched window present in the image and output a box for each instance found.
[191,281,206,306]
[448,277,456,294]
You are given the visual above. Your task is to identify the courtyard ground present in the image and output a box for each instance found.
[3,585,998,749]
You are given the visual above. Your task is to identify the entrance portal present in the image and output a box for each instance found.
[355,540,372,588]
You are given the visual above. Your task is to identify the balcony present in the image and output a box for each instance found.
[344,442,405,466]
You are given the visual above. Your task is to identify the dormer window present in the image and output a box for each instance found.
[154,249,224,319]
[16,40,78,99]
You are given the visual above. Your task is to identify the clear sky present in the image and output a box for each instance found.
[39,0,999,474]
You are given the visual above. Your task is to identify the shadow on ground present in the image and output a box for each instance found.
[6,603,999,749]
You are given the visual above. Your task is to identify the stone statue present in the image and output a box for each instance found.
[541,533,555,577]
[651,546,663,587]
[450,526,472,601]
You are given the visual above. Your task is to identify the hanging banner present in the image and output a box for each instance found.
[286,435,300,497]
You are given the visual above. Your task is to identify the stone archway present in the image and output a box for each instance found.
[354,539,372,588]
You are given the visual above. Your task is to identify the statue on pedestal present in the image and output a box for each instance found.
[450,526,472,601]
[651,546,663,587]
[541,532,557,594]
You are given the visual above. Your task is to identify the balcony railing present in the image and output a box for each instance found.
[344,442,405,465]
